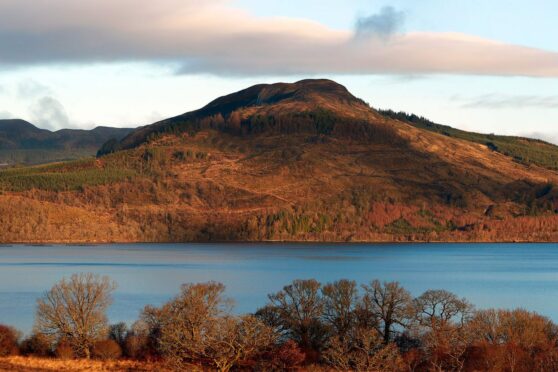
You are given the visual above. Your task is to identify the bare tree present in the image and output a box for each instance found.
[206,315,277,372]
[35,273,116,359]
[466,308,558,371]
[323,327,404,371]
[361,280,413,344]
[143,281,232,370]
[413,290,474,371]
[144,282,278,372]
[322,279,359,339]
[414,290,473,330]
[254,304,284,337]
[265,279,327,350]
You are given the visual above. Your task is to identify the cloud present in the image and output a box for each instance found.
[29,96,70,130]
[456,94,558,109]
[355,6,405,39]
[17,80,52,99]
[519,132,558,145]
[145,111,164,123]
[0,111,14,119]
[1,0,558,77]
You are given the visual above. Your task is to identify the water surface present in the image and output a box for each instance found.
[1,243,558,333]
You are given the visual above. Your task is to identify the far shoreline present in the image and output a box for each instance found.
[2,240,558,246]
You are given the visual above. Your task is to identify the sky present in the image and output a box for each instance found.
[0,0,557,142]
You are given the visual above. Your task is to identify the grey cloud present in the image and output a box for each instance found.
[29,96,70,130]
[355,6,405,39]
[458,94,558,109]
[1,1,558,77]
[385,74,429,84]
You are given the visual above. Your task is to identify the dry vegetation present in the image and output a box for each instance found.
[3,273,558,372]
[2,79,558,243]
[0,356,163,371]
[2,129,558,243]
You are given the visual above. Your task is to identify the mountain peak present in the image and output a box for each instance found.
[114,79,377,151]
[196,79,363,118]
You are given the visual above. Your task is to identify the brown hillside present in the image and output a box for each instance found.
[2,79,558,243]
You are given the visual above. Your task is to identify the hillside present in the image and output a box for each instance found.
[0,119,132,165]
[379,109,558,170]
[2,79,558,243]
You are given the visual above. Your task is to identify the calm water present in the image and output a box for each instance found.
[1,242,558,333]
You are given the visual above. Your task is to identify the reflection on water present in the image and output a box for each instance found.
[1,242,558,333]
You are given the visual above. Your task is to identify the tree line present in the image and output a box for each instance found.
[1,273,558,371]
[99,108,408,156]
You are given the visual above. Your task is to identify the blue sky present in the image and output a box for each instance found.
[239,0,558,49]
[0,0,557,142]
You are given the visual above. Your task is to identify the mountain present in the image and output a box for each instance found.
[110,79,380,151]
[0,119,133,165]
[2,79,558,243]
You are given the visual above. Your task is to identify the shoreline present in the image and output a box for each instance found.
[1,239,557,245]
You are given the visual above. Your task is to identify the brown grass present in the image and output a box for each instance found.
[2,113,558,243]
[0,356,167,372]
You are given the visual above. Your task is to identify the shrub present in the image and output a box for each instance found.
[92,339,122,360]
[0,324,19,356]
[20,332,51,357]
[123,320,159,360]
[172,151,186,161]
[108,322,128,348]
[124,333,148,360]
[55,339,74,360]
[265,340,306,370]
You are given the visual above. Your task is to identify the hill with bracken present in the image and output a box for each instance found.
[2,79,558,243]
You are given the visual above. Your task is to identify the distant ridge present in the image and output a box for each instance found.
[0,119,132,165]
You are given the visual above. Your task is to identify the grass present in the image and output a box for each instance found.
[0,356,166,371]
[380,109,558,171]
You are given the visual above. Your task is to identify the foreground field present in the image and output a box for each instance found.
[0,356,164,372]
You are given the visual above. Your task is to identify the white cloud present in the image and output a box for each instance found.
[455,93,558,109]
[0,111,14,119]
[519,132,558,145]
[0,1,557,77]
[17,79,52,99]
[29,96,70,130]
